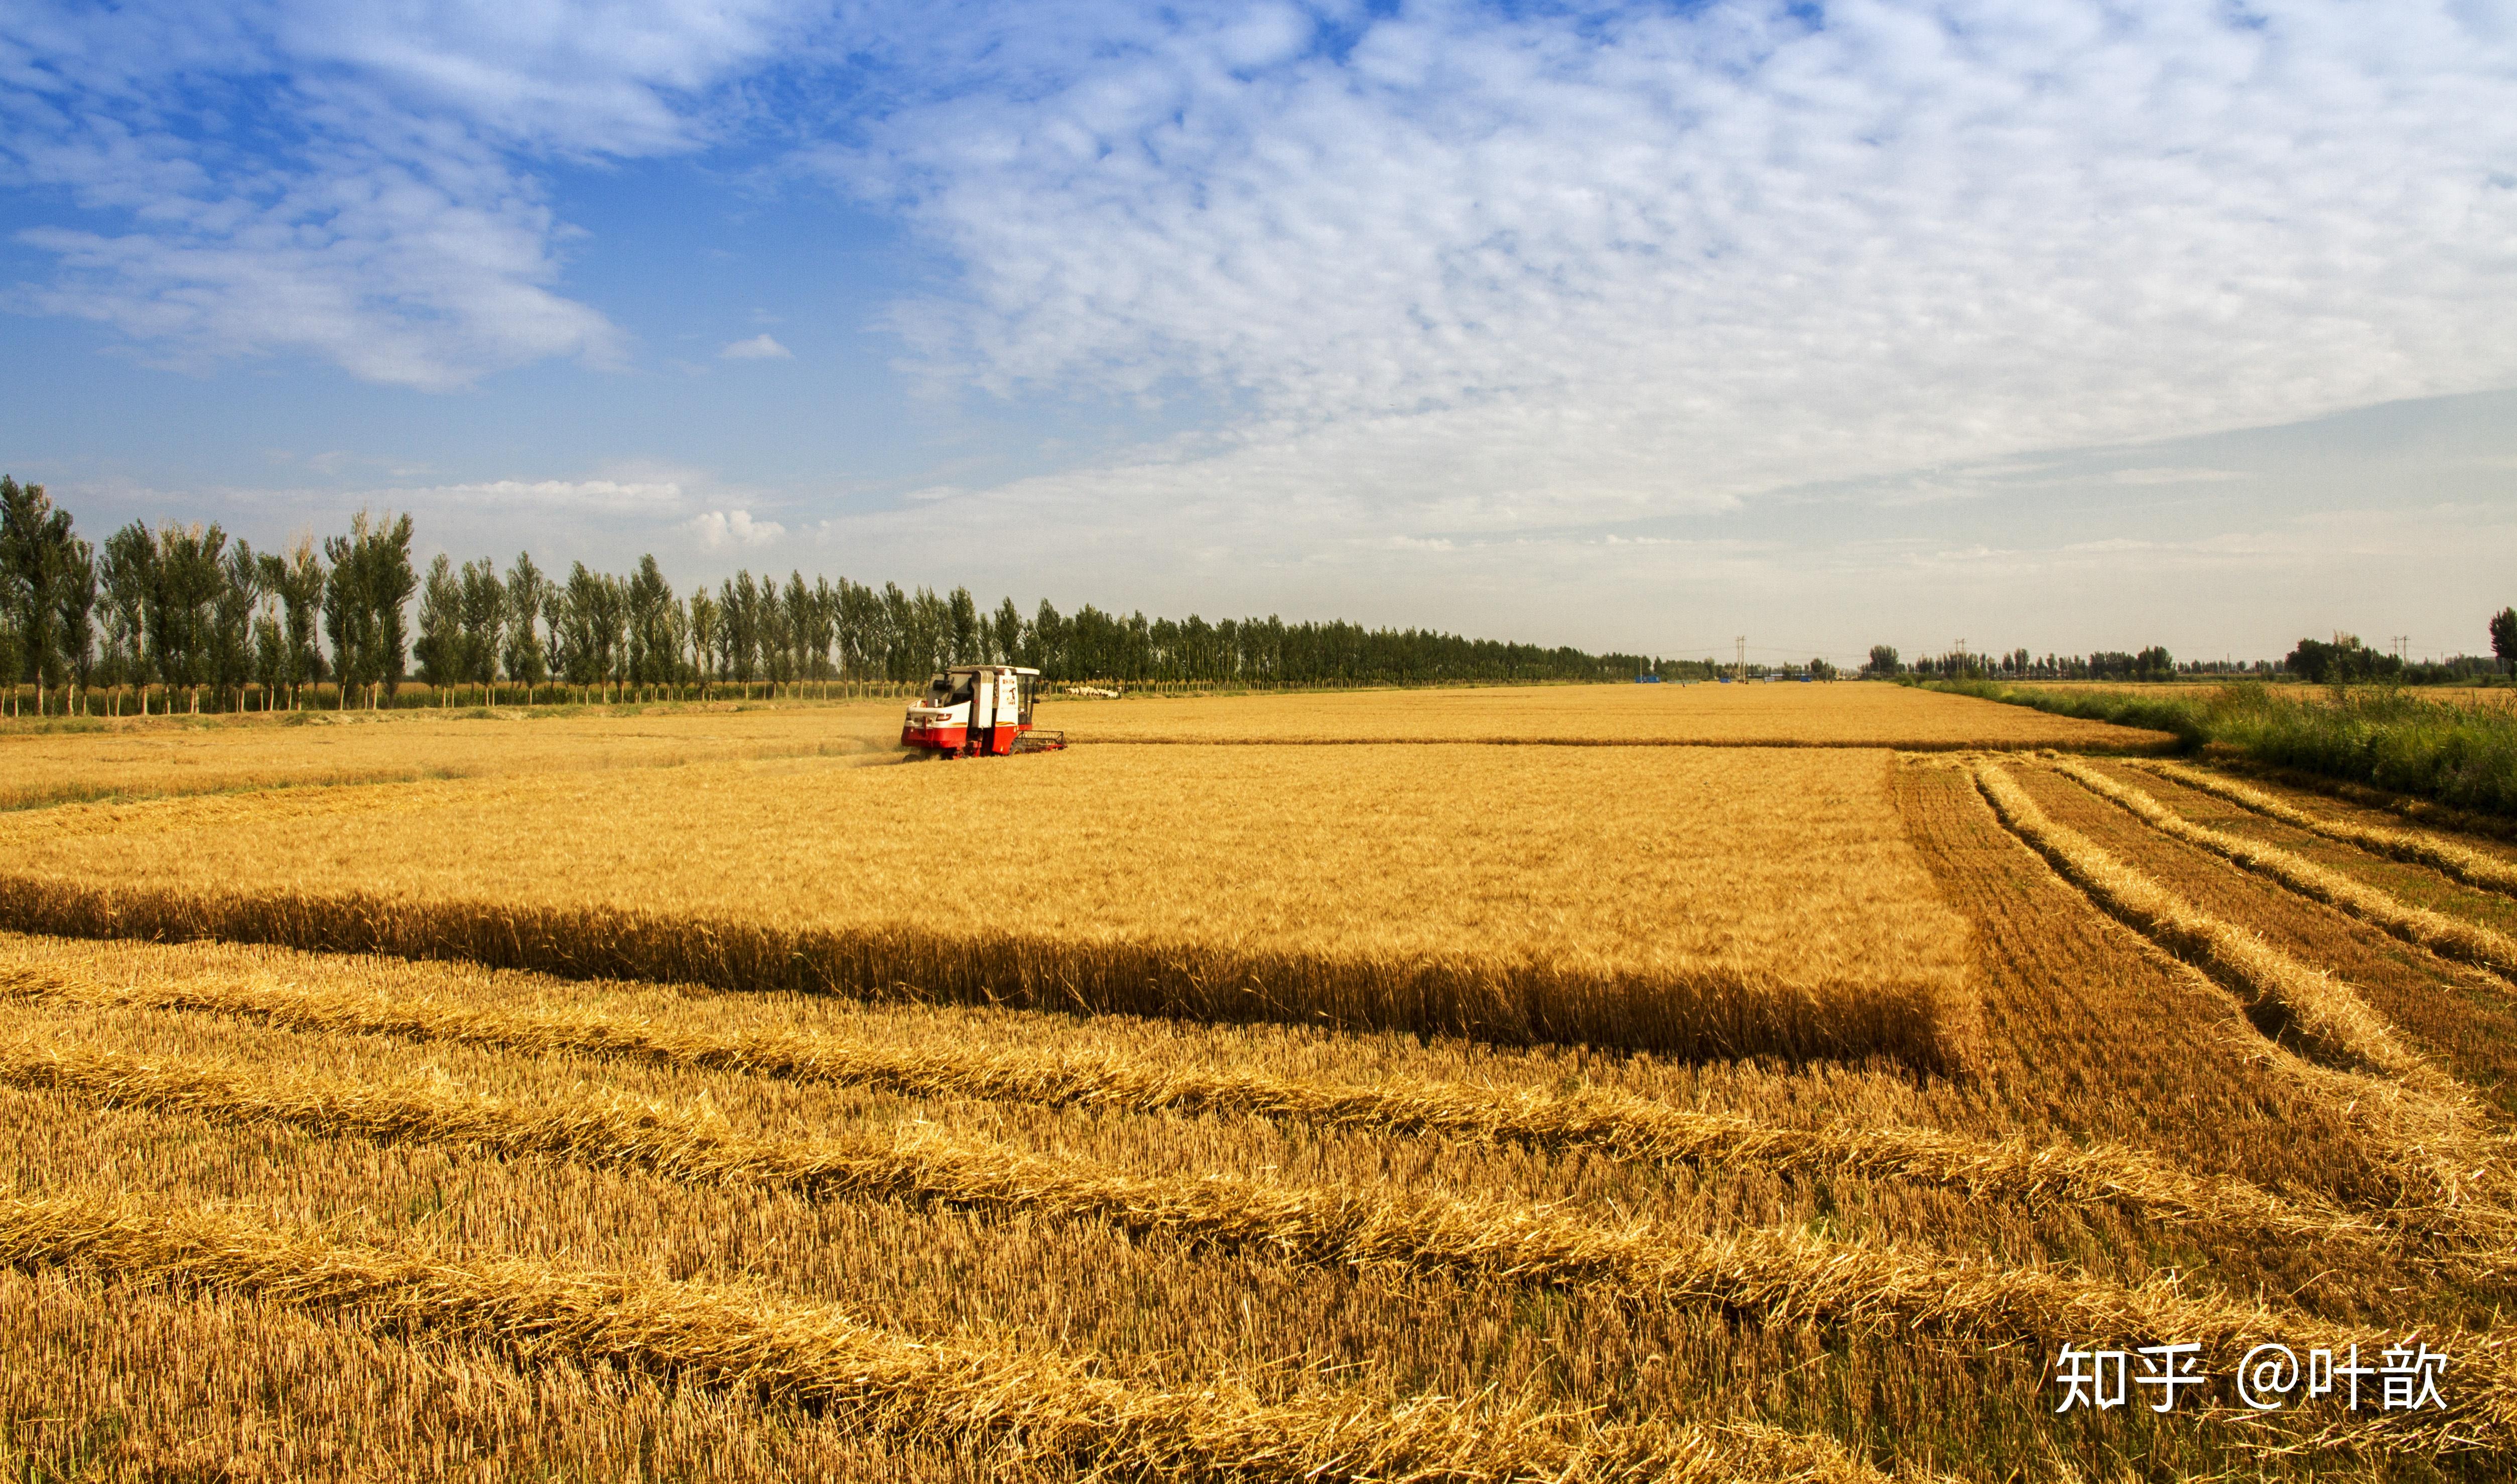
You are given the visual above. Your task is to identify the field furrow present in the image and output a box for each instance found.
[1974,763,2435,1089]
[2004,761,2517,1114]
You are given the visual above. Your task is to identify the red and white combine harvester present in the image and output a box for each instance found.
[900,665,1067,758]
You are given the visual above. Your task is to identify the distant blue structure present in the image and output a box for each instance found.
[1636,673,1663,684]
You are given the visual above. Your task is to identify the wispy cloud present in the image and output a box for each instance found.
[686,508,785,548]
[828,1,2517,529]
[0,0,804,387]
[718,332,792,360]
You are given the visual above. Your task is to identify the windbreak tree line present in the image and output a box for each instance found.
[1864,635,2508,686]
[3,480,424,716]
[418,551,1665,696]
[4,478,1665,714]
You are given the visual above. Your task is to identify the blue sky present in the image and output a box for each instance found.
[3,0,2513,665]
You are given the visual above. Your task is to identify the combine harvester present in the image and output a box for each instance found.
[900,665,1067,758]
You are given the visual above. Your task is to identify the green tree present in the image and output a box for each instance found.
[627,556,676,687]
[273,536,327,708]
[685,588,718,694]
[458,557,504,696]
[99,522,158,708]
[154,522,229,712]
[501,553,550,693]
[1,475,92,711]
[211,539,258,710]
[324,510,416,707]
[2491,607,2516,678]
[413,553,463,690]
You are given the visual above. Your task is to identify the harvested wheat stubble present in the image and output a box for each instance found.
[2136,759,2517,899]
[1969,762,2517,1240]
[1972,763,2428,1087]
[0,874,1962,1069]
[14,1031,2507,1458]
[0,1188,1839,1484]
[2049,756,2517,981]
[0,966,2369,1254]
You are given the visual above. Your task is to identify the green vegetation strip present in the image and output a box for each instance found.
[1925,681,2517,818]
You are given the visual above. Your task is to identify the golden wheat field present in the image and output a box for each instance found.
[1,682,2512,1482]
[1044,678,2177,748]
[0,699,909,811]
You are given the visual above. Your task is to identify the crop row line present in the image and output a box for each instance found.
[3,1034,2504,1459]
[0,964,2368,1253]
[2051,758,2517,981]
[2131,759,2517,900]
[0,1187,1887,1483]
[1093,739,2174,754]
[1968,762,2515,1234]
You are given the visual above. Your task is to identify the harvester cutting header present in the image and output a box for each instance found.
[900,665,1067,757]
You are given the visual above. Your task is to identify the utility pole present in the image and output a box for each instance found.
[1735,635,1746,683]
[2393,635,2409,662]
[1954,638,1968,677]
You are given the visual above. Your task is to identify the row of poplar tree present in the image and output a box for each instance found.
[2,477,1664,713]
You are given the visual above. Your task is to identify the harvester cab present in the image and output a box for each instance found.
[900,665,1067,757]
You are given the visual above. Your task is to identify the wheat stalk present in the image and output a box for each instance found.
[2051,757,2517,981]
[0,1040,2469,1369]
[7,1050,2507,1458]
[0,873,1963,1070]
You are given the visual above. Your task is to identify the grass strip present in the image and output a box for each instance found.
[1928,681,2517,818]
[2050,757,2517,982]
[2135,760,2517,900]
[0,1187,1832,1483]
[0,874,1961,1070]
[0,964,2367,1254]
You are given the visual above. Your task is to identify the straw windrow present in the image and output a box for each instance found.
[2051,757,2517,981]
[1968,761,2517,1232]
[0,964,2367,1252]
[2134,759,2517,899]
[1972,764,2428,1084]
[0,1187,1849,1483]
[0,1042,2448,1359]
[4,1045,2508,1457]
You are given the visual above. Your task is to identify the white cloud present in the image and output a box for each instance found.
[719,332,792,360]
[376,477,689,512]
[0,0,805,387]
[686,508,786,548]
[831,0,2517,535]
[2106,467,2253,486]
